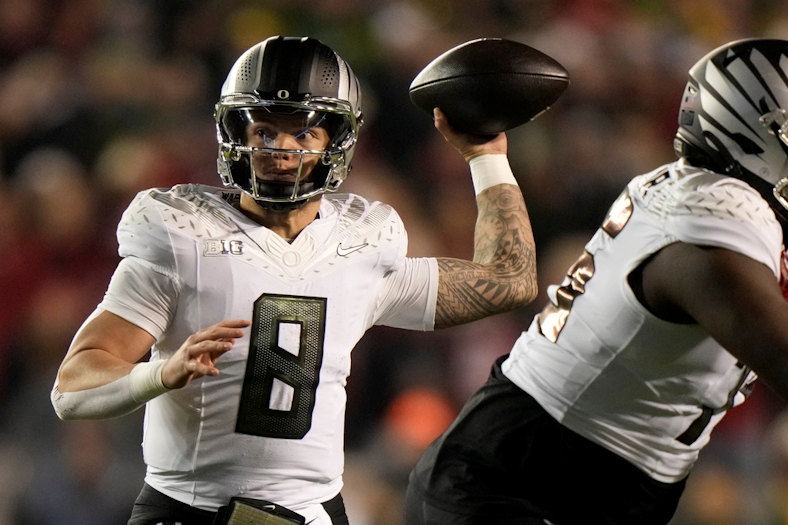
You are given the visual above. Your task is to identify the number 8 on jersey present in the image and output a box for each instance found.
[236,294,327,439]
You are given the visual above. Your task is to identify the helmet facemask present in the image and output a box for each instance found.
[216,99,358,207]
[761,107,788,218]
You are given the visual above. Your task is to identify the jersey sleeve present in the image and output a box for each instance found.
[374,256,438,330]
[370,206,438,330]
[98,256,179,340]
[116,189,179,271]
[98,189,181,339]
[665,177,783,277]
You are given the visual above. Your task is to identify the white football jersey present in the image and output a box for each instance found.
[503,159,783,483]
[98,184,438,516]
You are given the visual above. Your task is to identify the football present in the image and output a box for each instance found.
[409,38,570,134]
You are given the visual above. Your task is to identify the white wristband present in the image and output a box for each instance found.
[469,154,517,195]
[128,359,170,403]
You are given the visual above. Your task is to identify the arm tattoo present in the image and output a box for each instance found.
[435,184,537,328]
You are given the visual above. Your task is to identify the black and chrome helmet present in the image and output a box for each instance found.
[674,38,788,230]
[215,36,363,208]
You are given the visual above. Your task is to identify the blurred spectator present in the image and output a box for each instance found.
[13,421,143,525]
[763,412,788,523]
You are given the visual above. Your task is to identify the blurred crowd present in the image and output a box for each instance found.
[0,1,786,524]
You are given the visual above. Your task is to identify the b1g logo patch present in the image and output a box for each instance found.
[204,239,244,256]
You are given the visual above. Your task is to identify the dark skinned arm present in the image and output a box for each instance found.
[637,242,788,399]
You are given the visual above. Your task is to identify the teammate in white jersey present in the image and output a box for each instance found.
[50,36,539,524]
[406,38,788,524]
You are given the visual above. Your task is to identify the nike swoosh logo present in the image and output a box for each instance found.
[337,242,368,256]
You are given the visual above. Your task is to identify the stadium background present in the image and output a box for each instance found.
[0,1,786,523]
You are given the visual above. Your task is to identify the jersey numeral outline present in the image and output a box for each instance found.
[537,189,634,342]
[537,251,595,343]
[236,294,326,439]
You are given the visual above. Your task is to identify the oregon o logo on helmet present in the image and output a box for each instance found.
[277,89,290,99]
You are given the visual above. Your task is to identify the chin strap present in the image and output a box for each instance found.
[255,197,311,211]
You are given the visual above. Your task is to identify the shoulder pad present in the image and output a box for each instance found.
[117,185,241,267]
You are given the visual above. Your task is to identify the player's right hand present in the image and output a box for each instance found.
[433,107,507,162]
[161,319,251,389]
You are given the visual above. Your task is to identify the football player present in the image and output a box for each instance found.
[406,38,788,524]
[50,36,538,524]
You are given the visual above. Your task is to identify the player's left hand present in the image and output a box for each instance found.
[433,107,507,162]
[161,319,251,389]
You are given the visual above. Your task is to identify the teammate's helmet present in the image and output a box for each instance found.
[215,36,363,208]
[674,38,788,231]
